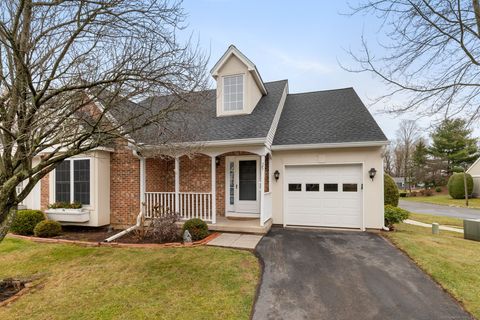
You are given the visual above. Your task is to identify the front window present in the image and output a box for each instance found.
[55,159,90,205]
[223,74,244,111]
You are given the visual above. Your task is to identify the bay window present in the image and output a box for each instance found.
[55,159,90,205]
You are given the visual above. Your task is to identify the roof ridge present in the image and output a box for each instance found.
[288,87,354,95]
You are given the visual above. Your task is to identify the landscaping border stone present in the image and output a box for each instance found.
[6,232,220,249]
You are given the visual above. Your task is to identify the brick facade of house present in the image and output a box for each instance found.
[109,141,141,227]
[40,173,49,211]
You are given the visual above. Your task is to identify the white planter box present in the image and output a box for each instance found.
[46,208,90,223]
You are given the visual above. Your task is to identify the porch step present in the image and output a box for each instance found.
[207,217,272,235]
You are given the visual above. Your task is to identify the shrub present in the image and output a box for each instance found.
[424,189,433,196]
[149,214,180,243]
[409,191,417,197]
[435,186,442,193]
[384,205,410,230]
[48,202,82,209]
[10,210,45,235]
[447,173,474,199]
[399,192,407,197]
[384,174,399,207]
[182,218,209,241]
[34,220,62,238]
[418,189,425,196]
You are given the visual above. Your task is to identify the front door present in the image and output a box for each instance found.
[226,156,260,215]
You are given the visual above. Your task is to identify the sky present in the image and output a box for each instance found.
[180,0,479,141]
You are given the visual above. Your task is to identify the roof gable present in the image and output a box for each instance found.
[210,45,267,95]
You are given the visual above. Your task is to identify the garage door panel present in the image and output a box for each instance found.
[285,164,363,229]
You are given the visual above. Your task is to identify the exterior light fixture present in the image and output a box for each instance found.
[274,170,280,181]
[368,168,377,181]
[215,156,220,166]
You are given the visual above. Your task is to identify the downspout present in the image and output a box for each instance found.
[104,149,145,242]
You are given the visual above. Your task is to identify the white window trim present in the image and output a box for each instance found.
[53,158,92,207]
[222,73,246,114]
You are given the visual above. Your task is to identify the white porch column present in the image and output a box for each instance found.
[139,157,146,214]
[174,157,180,214]
[260,154,265,227]
[211,155,217,224]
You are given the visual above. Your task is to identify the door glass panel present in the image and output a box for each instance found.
[306,183,319,192]
[324,183,338,192]
[229,161,234,205]
[343,183,358,192]
[288,184,302,191]
[239,160,256,201]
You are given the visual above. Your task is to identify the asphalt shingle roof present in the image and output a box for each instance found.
[137,80,288,144]
[272,88,387,145]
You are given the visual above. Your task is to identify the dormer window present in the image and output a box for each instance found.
[223,74,244,111]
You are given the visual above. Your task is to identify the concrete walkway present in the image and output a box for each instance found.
[400,199,480,219]
[404,219,464,233]
[206,233,263,249]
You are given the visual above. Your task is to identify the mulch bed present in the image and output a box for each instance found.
[0,279,27,306]
[53,225,115,242]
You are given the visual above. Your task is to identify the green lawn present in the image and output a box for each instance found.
[409,212,464,228]
[384,224,480,318]
[0,237,259,320]
[402,194,480,209]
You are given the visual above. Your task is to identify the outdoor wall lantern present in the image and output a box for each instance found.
[368,168,377,181]
[215,156,220,166]
[274,170,280,181]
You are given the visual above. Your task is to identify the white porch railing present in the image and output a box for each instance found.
[144,192,213,221]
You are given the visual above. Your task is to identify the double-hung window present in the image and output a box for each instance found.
[55,159,90,205]
[223,74,244,111]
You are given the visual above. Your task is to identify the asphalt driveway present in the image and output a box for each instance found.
[400,199,480,219]
[253,228,472,320]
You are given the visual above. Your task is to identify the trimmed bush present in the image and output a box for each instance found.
[384,205,410,230]
[399,192,407,197]
[10,210,45,235]
[384,174,399,207]
[447,173,473,199]
[182,218,209,241]
[34,220,62,238]
[435,186,442,193]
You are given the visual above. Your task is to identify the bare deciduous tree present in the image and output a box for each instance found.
[0,0,209,241]
[396,120,421,191]
[347,1,480,121]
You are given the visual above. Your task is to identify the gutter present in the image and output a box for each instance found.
[271,140,390,151]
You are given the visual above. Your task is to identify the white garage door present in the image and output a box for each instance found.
[285,164,363,228]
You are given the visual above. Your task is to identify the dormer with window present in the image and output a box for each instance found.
[211,45,267,116]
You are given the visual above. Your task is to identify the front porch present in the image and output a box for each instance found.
[138,148,273,234]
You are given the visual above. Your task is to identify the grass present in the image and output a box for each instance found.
[402,194,480,209]
[384,223,480,318]
[0,237,259,320]
[409,212,464,228]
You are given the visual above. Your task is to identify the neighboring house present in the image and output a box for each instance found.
[22,45,389,233]
[467,158,480,197]
[392,177,406,190]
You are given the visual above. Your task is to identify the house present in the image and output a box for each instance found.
[20,45,388,233]
[392,177,406,190]
[467,158,480,197]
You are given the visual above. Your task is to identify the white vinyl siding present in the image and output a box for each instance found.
[223,74,244,111]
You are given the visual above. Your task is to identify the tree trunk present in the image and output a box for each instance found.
[0,207,17,242]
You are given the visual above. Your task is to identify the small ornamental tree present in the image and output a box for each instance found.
[384,174,399,207]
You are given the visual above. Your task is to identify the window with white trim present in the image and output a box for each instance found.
[55,159,90,205]
[223,74,244,111]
